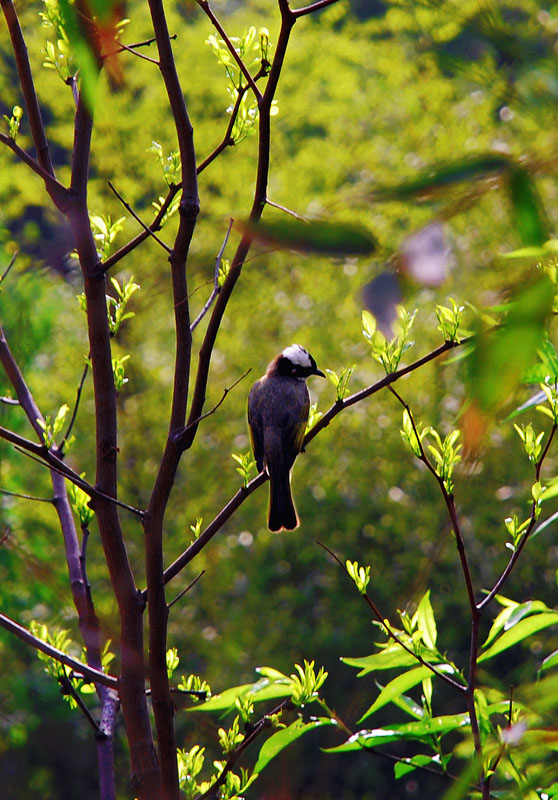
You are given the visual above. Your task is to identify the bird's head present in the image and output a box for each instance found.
[267,344,325,380]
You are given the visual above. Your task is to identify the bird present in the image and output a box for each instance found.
[248,344,325,531]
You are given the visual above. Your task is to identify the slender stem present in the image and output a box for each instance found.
[61,358,90,451]
[144,1,200,794]
[108,181,172,253]
[190,218,233,332]
[140,472,268,600]
[102,185,180,272]
[0,0,55,175]
[0,251,18,284]
[292,0,342,16]
[197,698,293,800]
[0,425,144,516]
[479,421,558,611]
[184,6,296,449]
[196,0,263,102]
[0,611,117,687]
[316,540,466,693]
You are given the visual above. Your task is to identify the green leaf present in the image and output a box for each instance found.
[478,612,558,663]
[359,665,456,722]
[468,276,554,411]
[507,167,547,247]
[539,649,558,675]
[371,154,510,200]
[253,717,335,775]
[244,217,377,255]
[416,590,437,649]
[341,645,443,675]
[190,677,290,714]
[394,754,445,780]
[325,713,469,752]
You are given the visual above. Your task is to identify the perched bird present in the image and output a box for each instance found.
[248,344,325,531]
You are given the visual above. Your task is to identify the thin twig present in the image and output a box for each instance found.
[196,0,263,103]
[0,611,118,688]
[197,698,293,800]
[0,251,18,284]
[190,218,233,332]
[386,383,478,616]
[59,673,101,733]
[292,0,342,17]
[167,570,205,609]
[0,487,52,503]
[175,368,251,448]
[113,40,160,65]
[102,185,180,272]
[103,34,176,59]
[108,181,172,254]
[316,540,466,693]
[265,197,306,220]
[0,133,66,204]
[61,359,89,452]
[479,421,558,611]
[4,435,144,518]
[0,396,20,405]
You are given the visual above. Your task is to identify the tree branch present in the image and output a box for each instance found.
[0,611,118,688]
[196,0,263,102]
[0,0,55,175]
[108,181,172,254]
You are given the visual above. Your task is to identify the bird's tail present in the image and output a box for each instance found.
[268,471,299,531]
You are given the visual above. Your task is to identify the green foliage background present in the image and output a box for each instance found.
[0,0,557,796]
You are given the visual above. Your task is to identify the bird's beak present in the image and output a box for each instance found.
[315,368,326,378]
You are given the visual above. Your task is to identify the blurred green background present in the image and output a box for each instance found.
[1,0,557,796]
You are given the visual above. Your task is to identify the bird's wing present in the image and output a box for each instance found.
[247,382,265,472]
[280,390,309,470]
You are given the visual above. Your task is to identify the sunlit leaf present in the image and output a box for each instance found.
[253,717,336,774]
[359,665,456,722]
[190,677,290,714]
[478,612,558,663]
[325,713,469,752]
[341,645,443,675]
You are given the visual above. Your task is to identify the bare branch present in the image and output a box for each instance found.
[190,218,234,332]
[0,0,55,175]
[175,368,251,448]
[167,570,205,609]
[0,132,67,206]
[292,0,342,17]
[108,181,172,254]
[60,359,90,451]
[0,611,118,688]
[265,197,306,220]
[0,251,18,284]
[196,0,263,103]
[0,487,52,503]
[102,185,180,272]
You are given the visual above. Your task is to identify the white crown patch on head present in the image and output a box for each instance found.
[282,344,312,367]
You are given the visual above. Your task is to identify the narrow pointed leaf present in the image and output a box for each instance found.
[359,665,456,722]
[254,717,336,774]
[190,678,290,713]
[325,713,469,752]
[508,168,547,247]
[341,645,442,675]
[243,217,377,255]
[478,612,558,663]
[371,154,509,200]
